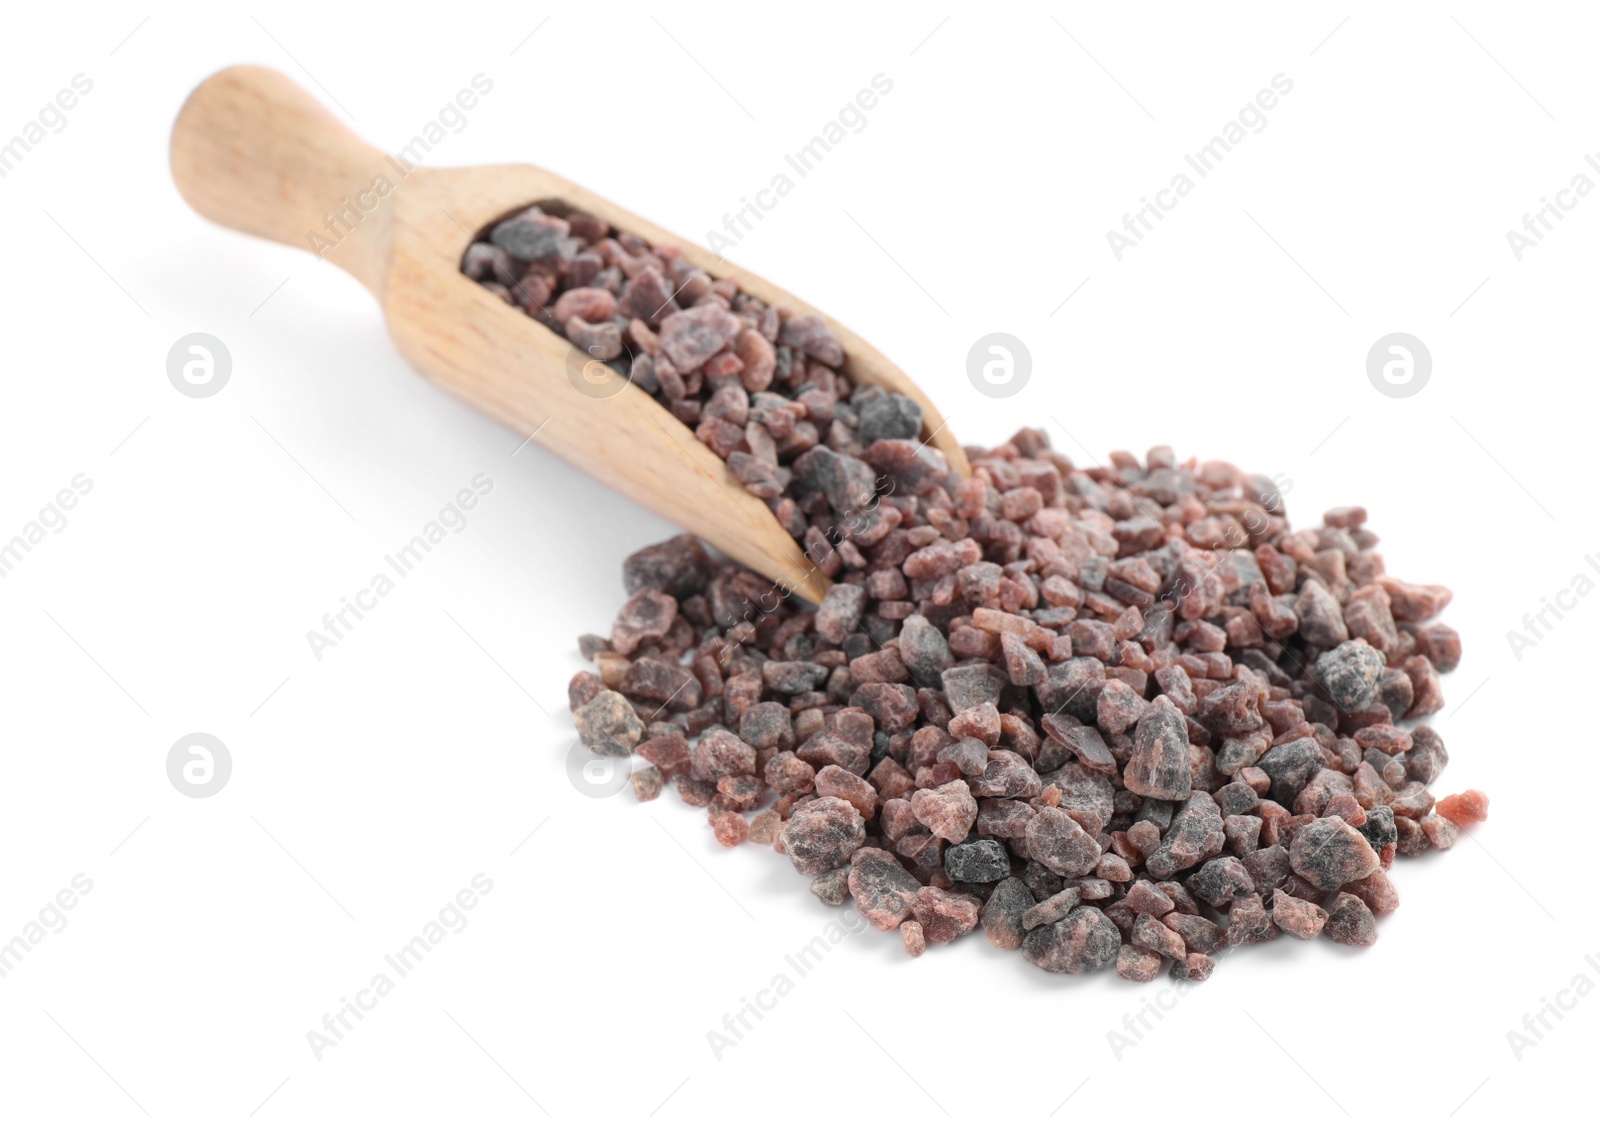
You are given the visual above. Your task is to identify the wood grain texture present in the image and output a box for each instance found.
[171,66,968,606]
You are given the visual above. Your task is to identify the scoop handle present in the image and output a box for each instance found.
[170,65,393,295]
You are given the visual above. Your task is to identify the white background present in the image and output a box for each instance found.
[1,2,1592,1127]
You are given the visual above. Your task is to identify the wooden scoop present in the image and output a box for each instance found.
[169,66,967,605]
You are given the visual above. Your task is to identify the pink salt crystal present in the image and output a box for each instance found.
[659,304,742,372]
[999,487,1043,521]
[1323,505,1367,529]
[628,317,660,354]
[910,780,978,843]
[1294,768,1356,817]
[1394,815,1427,857]
[1288,817,1380,889]
[971,607,1033,637]
[1420,812,1459,850]
[1132,912,1187,960]
[1158,882,1201,918]
[850,648,910,684]
[1096,853,1134,883]
[692,730,757,782]
[1238,766,1270,795]
[673,774,716,807]
[1353,723,1411,755]
[1024,807,1102,878]
[709,810,749,847]
[771,791,810,821]
[1223,814,1262,857]
[948,701,1003,745]
[567,670,606,710]
[903,539,983,579]
[565,316,622,361]
[867,756,916,802]
[1022,907,1121,974]
[620,657,702,710]
[810,868,849,906]
[637,731,691,778]
[1352,762,1393,809]
[777,313,843,366]
[980,878,1033,950]
[1000,632,1046,686]
[787,706,825,741]
[901,920,926,958]
[1389,782,1435,820]
[879,797,924,843]
[1117,945,1163,983]
[1401,655,1445,717]
[779,796,866,875]
[844,677,921,729]
[1096,679,1147,736]
[910,887,982,944]
[1341,869,1400,917]
[734,328,776,392]
[847,847,920,930]
[611,268,675,322]
[814,764,879,821]
[1324,892,1378,947]
[611,588,677,654]
[1075,878,1115,901]
[657,359,687,401]
[976,798,1033,840]
[630,766,664,803]
[1124,695,1193,800]
[1125,879,1175,917]
[949,630,998,666]
[764,752,816,794]
[463,241,519,285]
[512,270,552,313]
[1163,913,1225,955]
[551,286,617,324]
[1126,820,1162,861]
[1270,888,1328,939]
[1415,623,1462,672]
[1041,576,1082,609]
[1021,887,1081,930]
[1224,893,1278,946]
[1254,799,1292,844]
[748,809,782,846]
[1172,953,1216,981]
[1434,789,1488,827]
[702,350,744,379]
[914,727,960,775]
[696,417,745,458]
[799,708,881,776]
[1322,794,1366,827]
[1109,833,1145,869]
[1278,876,1322,904]
[1378,577,1452,621]
[716,774,764,811]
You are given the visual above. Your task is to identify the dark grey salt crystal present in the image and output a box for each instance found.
[854,388,923,444]
[1311,639,1387,712]
[944,838,1011,883]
